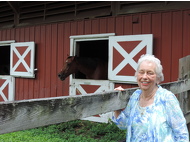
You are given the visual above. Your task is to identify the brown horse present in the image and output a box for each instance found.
[58,56,108,81]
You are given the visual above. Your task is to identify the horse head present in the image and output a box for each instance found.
[58,56,78,81]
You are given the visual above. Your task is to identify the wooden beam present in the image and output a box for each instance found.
[0,87,135,135]
[0,79,189,135]
[7,1,20,26]
[161,79,190,95]
[178,55,190,131]
[7,1,19,15]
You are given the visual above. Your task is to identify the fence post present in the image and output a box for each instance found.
[179,55,190,133]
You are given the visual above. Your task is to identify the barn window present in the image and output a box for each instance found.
[0,40,15,102]
[0,45,11,75]
[74,40,108,79]
[0,41,35,102]
[70,33,153,83]
[70,33,115,80]
[0,41,36,78]
[0,41,16,75]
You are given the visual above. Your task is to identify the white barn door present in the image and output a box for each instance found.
[108,34,153,83]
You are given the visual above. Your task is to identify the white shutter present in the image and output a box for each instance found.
[108,34,153,83]
[10,42,35,78]
[0,76,15,101]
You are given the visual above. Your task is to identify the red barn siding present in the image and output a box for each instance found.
[141,14,151,34]
[39,25,46,99]
[0,9,190,100]
[124,15,133,35]
[183,10,190,57]
[100,18,107,33]
[161,12,172,82]
[107,17,115,33]
[171,11,183,81]
[152,12,162,60]
[34,25,41,99]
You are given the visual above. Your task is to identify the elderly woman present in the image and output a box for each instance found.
[112,54,189,142]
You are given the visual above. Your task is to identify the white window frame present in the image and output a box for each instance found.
[0,40,15,46]
[69,33,115,95]
[70,33,115,56]
[69,34,115,123]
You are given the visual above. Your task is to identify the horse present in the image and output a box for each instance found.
[58,56,108,81]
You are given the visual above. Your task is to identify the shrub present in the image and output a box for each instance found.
[0,120,126,142]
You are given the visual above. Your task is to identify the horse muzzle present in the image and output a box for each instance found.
[58,73,65,81]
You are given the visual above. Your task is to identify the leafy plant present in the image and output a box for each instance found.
[0,120,126,142]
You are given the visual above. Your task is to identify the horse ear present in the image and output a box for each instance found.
[70,55,77,61]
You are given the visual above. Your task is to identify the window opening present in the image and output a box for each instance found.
[0,46,10,75]
[74,40,108,79]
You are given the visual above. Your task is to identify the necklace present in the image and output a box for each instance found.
[139,88,158,107]
[138,103,146,116]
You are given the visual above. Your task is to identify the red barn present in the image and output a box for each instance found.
[0,1,190,122]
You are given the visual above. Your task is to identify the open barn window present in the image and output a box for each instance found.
[70,33,115,80]
[0,41,15,102]
[70,34,153,83]
[75,40,108,79]
[0,45,10,75]
[0,41,35,78]
[0,41,35,102]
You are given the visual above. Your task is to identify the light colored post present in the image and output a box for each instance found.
[179,55,190,132]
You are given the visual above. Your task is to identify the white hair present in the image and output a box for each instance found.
[135,54,164,83]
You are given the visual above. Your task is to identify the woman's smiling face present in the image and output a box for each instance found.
[137,61,158,91]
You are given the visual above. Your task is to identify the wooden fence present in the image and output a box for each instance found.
[0,55,190,135]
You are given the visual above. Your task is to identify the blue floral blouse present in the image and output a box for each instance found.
[112,86,189,142]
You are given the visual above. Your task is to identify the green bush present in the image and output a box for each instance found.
[0,120,126,142]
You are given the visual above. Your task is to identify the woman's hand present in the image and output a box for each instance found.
[114,86,124,91]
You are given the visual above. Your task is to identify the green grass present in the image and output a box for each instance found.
[0,120,126,142]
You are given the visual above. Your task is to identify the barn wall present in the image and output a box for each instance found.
[0,9,190,100]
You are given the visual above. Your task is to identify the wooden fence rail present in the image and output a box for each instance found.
[0,78,190,135]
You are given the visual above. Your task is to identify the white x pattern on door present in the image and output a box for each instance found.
[0,76,15,101]
[0,79,9,101]
[109,34,153,83]
[10,42,35,78]
[12,46,31,72]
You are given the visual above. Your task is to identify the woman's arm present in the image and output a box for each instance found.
[113,86,124,118]
[165,92,189,142]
